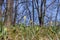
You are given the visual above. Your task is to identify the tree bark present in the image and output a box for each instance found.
[32,0,34,26]
[4,0,13,27]
[39,0,43,27]
[38,0,46,27]
[55,0,59,26]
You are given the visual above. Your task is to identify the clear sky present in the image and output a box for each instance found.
[2,0,60,25]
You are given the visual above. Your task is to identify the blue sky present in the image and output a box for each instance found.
[2,0,60,25]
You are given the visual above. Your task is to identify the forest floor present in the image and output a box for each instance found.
[0,25,60,40]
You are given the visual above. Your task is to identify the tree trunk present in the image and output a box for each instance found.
[4,0,13,27]
[13,0,18,26]
[55,0,59,26]
[39,0,43,27]
[0,6,2,21]
[32,0,34,26]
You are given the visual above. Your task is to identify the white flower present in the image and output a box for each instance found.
[50,21,52,24]
[30,20,33,23]
[24,16,26,20]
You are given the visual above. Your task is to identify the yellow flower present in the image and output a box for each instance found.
[24,16,26,20]
[36,27,39,31]
[4,27,7,32]
[58,31,60,34]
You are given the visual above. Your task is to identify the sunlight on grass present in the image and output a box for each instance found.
[0,25,60,40]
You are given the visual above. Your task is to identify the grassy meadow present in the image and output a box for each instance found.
[0,24,60,40]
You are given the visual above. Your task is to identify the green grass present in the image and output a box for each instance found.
[0,25,60,40]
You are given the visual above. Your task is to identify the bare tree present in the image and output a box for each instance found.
[4,0,14,27]
[13,0,18,26]
[55,0,59,26]
[0,0,4,21]
[32,0,34,26]
[0,0,4,5]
